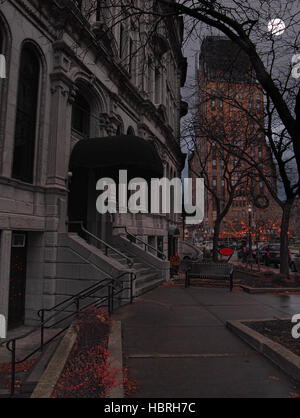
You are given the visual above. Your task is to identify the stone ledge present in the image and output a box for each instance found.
[227,318,300,383]
[30,320,124,398]
[107,321,124,398]
[30,325,77,398]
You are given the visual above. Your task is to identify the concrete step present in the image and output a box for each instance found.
[133,262,147,269]
[135,267,153,275]
[134,278,165,297]
[135,272,160,287]
[109,253,128,263]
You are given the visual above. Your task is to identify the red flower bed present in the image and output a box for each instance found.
[51,307,122,398]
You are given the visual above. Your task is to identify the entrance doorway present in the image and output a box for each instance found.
[68,167,112,244]
[8,232,27,329]
[68,167,88,235]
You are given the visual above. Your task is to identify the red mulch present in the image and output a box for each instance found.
[51,306,139,398]
[51,307,116,398]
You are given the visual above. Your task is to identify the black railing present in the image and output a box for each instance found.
[113,226,167,260]
[68,221,134,267]
[1,271,136,396]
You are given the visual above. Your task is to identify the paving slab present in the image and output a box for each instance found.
[126,357,298,398]
[207,305,287,323]
[136,287,196,306]
[117,302,222,328]
[249,294,300,316]
[113,286,300,398]
[123,326,254,356]
[185,287,262,306]
[250,294,300,307]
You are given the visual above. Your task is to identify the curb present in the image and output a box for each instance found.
[241,285,300,294]
[227,319,300,383]
[30,325,77,398]
[107,321,124,398]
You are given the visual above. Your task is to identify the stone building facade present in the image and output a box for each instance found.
[0,0,187,330]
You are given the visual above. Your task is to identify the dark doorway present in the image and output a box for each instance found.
[68,166,111,244]
[8,233,27,329]
[68,167,89,235]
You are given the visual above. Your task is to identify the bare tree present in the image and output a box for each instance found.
[90,0,299,275]
[186,118,252,261]
[196,74,297,275]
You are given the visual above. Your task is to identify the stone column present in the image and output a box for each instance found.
[47,73,76,188]
[0,230,12,334]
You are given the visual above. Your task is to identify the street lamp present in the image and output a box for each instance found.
[248,205,252,264]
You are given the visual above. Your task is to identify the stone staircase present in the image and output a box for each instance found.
[63,231,168,298]
[108,251,165,297]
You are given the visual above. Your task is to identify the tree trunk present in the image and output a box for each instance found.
[280,201,293,276]
[212,218,221,262]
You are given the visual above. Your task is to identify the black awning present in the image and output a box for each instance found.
[70,135,164,178]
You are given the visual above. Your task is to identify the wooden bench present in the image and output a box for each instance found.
[184,262,234,291]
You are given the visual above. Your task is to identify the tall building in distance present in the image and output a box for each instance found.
[189,36,278,241]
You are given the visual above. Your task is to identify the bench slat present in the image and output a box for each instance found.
[185,262,234,291]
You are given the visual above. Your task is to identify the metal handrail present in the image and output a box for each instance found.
[68,221,134,267]
[113,226,167,260]
[1,271,136,396]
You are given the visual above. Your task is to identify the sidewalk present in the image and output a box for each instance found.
[113,286,300,398]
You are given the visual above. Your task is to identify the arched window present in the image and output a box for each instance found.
[72,92,91,137]
[0,26,7,81]
[126,126,135,136]
[0,29,3,54]
[12,45,40,183]
[0,29,6,79]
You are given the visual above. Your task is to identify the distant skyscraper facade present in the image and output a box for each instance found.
[190,36,277,239]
